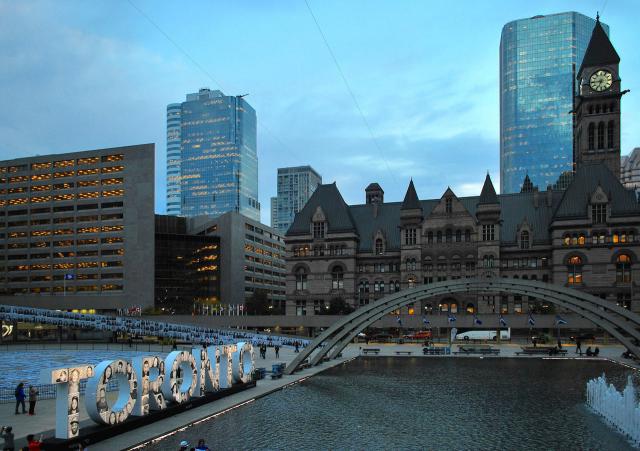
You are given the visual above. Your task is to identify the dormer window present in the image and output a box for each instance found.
[313,221,326,238]
[445,197,452,213]
[591,203,607,224]
[520,230,530,249]
[375,238,384,255]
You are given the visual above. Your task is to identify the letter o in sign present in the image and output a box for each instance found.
[85,359,137,425]
[161,350,197,403]
[232,342,255,383]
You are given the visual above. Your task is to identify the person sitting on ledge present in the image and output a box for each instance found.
[622,349,632,359]
[585,346,593,356]
[594,347,600,357]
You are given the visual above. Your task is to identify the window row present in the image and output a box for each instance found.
[0,202,123,217]
[567,254,632,284]
[1,165,124,183]
[587,121,615,150]
[0,178,123,195]
[426,229,473,244]
[562,231,635,246]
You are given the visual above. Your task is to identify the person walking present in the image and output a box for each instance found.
[275,345,280,359]
[576,338,582,355]
[1,426,14,451]
[28,386,38,415]
[14,383,26,415]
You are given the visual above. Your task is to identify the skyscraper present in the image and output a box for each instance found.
[271,166,322,233]
[500,12,608,194]
[166,88,260,220]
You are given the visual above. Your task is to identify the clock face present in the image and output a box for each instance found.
[589,70,613,92]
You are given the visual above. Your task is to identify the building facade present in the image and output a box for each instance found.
[155,215,220,314]
[500,12,607,194]
[286,21,638,319]
[189,211,286,311]
[0,144,155,311]
[270,166,322,233]
[166,88,260,220]
[622,148,640,192]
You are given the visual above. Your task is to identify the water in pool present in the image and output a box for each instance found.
[147,357,637,450]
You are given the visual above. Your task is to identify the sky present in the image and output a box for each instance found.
[1,0,639,224]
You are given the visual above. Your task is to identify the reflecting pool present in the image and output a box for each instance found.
[150,358,637,450]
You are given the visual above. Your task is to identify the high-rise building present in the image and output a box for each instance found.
[500,12,608,194]
[0,144,155,311]
[271,166,322,233]
[622,148,640,192]
[166,103,182,216]
[166,88,260,220]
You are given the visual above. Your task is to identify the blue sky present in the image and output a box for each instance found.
[1,0,639,224]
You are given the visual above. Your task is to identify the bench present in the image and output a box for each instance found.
[362,348,381,355]
[395,350,413,356]
[454,346,500,355]
[422,347,450,355]
[516,347,568,356]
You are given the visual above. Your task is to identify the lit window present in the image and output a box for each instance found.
[616,254,632,283]
[567,256,583,284]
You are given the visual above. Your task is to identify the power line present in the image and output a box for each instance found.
[126,0,297,159]
[303,0,398,187]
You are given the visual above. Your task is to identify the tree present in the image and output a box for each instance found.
[326,297,355,315]
[246,289,270,315]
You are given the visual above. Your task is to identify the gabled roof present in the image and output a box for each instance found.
[478,173,499,205]
[579,17,620,75]
[401,180,422,210]
[554,164,638,219]
[286,183,356,236]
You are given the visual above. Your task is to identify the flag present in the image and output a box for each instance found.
[528,313,535,326]
[396,316,402,326]
[448,313,456,323]
[499,315,508,327]
[473,314,482,326]
[422,316,430,326]
[556,315,567,325]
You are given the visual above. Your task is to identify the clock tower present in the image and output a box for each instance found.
[574,15,623,178]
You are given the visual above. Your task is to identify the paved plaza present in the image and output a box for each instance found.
[0,341,636,450]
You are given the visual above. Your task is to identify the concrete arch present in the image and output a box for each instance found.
[285,278,640,375]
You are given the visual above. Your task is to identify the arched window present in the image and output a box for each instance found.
[359,280,370,294]
[597,122,605,149]
[440,302,449,312]
[616,254,632,283]
[567,256,583,284]
[450,302,458,314]
[395,280,400,292]
[607,121,615,148]
[445,197,453,213]
[407,275,417,288]
[313,220,326,238]
[406,258,416,271]
[596,104,601,114]
[588,105,593,114]
[465,229,471,242]
[578,234,586,246]
[588,123,595,150]
[331,266,344,290]
[427,231,433,244]
[520,231,530,249]
[563,235,571,246]
[446,229,452,243]
[436,231,442,243]
[375,238,384,255]
[466,303,475,314]
[455,230,461,243]
[295,268,308,291]
[374,281,380,292]
[380,280,385,293]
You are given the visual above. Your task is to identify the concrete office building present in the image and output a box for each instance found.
[500,12,606,193]
[166,88,260,220]
[189,211,286,311]
[271,166,322,233]
[0,144,155,311]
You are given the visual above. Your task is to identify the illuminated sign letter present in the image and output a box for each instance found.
[132,355,166,415]
[218,344,235,389]
[161,350,197,403]
[232,342,254,384]
[192,346,220,396]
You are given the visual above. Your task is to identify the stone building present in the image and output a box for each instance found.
[284,17,639,318]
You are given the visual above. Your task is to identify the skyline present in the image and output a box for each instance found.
[1,0,639,224]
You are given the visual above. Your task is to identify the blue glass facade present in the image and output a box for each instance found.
[167,89,260,220]
[500,12,608,194]
[166,103,182,215]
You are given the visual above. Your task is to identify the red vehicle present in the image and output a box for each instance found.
[404,330,432,340]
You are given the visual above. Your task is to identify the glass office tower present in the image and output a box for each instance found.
[500,12,607,194]
[166,88,259,220]
[166,103,182,215]
[270,166,322,233]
